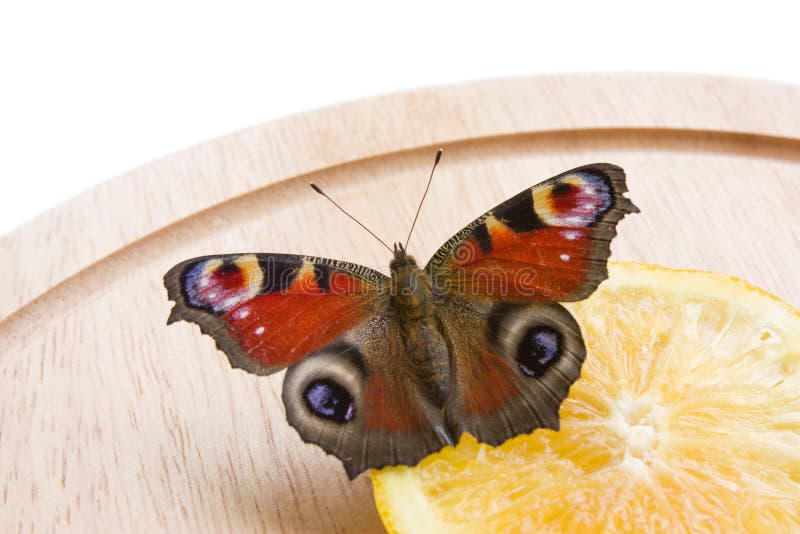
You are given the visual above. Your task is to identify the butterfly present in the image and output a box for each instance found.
[164,153,639,479]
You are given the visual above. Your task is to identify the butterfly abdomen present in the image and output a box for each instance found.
[390,255,451,407]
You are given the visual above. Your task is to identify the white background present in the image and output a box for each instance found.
[2,1,799,236]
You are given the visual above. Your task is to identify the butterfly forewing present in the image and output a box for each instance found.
[426,163,638,302]
[164,253,389,375]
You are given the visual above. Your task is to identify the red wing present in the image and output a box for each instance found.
[426,164,638,301]
[164,253,389,375]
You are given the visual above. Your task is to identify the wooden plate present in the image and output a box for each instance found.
[2,74,799,532]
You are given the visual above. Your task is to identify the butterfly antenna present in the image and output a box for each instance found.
[404,148,443,250]
[309,182,394,254]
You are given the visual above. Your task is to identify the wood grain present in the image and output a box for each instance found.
[2,74,799,532]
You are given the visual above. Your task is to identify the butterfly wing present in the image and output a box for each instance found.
[164,253,389,374]
[164,253,451,478]
[427,164,638,444]
[427,163,639,301]
[439,297,586,442]
[282,313,453,478]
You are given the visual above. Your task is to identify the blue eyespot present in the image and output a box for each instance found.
[517,325,563,377]
[303,379,356,423]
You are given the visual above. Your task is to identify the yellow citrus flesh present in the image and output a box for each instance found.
[372,263,800,533]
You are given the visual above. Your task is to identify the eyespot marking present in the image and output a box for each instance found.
[182,255,264,314]
[517,325,564,378]
[303,378,356,423]
[535,171,613,227]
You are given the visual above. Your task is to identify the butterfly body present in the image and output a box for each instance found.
[390,244,451,407]
[165,163,638,478]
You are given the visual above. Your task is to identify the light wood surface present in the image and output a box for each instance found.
[2,74,799,532]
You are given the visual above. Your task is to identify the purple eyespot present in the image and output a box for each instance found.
[303,378,356,423]
[517,325,563,377]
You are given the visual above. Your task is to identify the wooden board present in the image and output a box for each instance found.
[2,74,800,532]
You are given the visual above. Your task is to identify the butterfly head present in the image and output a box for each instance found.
[390,242,418,271]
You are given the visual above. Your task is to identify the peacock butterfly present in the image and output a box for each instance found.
[164,151,639,478]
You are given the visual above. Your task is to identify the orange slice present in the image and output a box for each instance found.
[372,263,800,533]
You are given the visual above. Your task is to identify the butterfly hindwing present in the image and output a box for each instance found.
[439,296,586,443]
[426,163,639,301]
[164,253,389,375]
[282,313,454,479]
